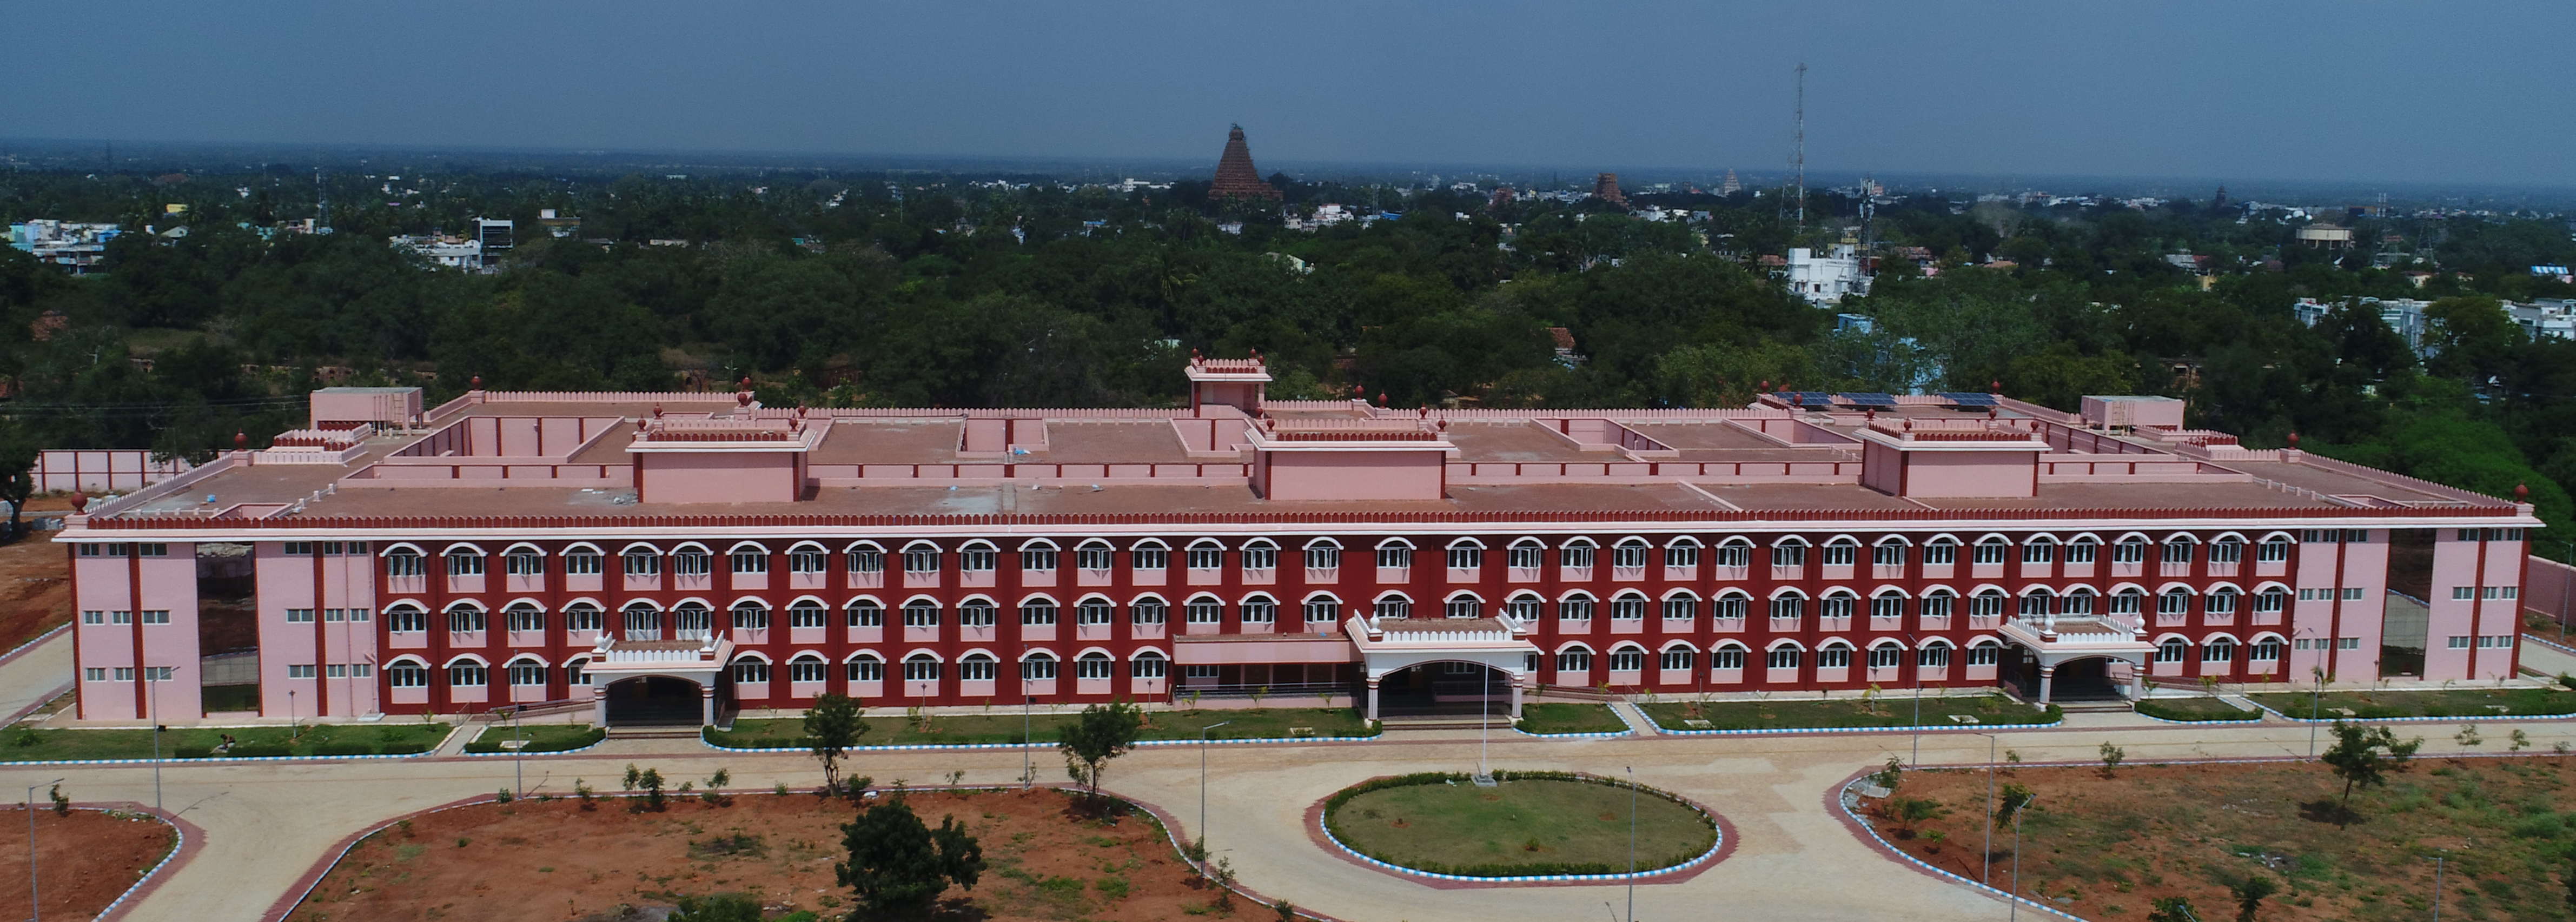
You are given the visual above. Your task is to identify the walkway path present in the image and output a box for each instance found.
[26,709,2576,922]
[0,628,70,725]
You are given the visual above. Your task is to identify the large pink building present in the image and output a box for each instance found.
[55,360,2539,727]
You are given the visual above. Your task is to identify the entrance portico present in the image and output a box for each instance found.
[1998,612,2153,704]
[585,635,733,727]
[1344,615,1539,722]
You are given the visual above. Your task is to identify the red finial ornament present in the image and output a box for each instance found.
[738,376,752,390]
[737,392,752,407]
[635,418,647,432]
[1989,379,2001,394]
[234,431,248,450]
[1436,419,1449,432]
[653,404,664,419]
[2286,432,2299,449]
[470,375,482,390]
[1352,383,1366,398]
[1987,407,1998,420]
[1418,407,1430,419]
[69,494,88,513]
[2516,483,2530,501]
[1375,392,1387,407]
[1757,380,1770,393]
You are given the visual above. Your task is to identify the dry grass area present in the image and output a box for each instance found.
[289,787,1251,921]
[1864,755,2576,921]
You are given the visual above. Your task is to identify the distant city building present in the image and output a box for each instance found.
[388,233,486,271]
[2293,296,2576,354]
[1590,173,1627,208]
[7,220,122,273]
[1208,124,1281,201]
[474,217,514,254]
[1719,170,1742,195]
[2295,224,2355,249]
[538,209,581,238]
[1784,242,1870,306]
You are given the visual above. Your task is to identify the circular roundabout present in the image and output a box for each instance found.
[1317,772,1725,882]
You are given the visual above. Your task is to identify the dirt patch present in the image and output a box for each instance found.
[0,529,71,654]
[1860,755,2576,921]
[289,788,1245,921]
[0,806,178,921]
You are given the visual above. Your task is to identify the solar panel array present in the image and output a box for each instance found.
[1837,392,1898,407]
[1938,392,2000,407]
[1780,391,1837,408]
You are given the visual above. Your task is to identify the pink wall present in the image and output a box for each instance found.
[1260,450,1446,501]
[639,452,802,503]
[253,545,381,718]
[1898,450,2038,499]
[30,450,192,494]
[72,547,201,720]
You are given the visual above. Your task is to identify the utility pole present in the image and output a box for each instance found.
[1791,63,1807,237]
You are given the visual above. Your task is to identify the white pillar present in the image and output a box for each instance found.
[2037,665,2057,705]
[593,682,609,728]
[1509,676,1524,718]
[1365,678,1380,722]
[2128,661,2145,700]
[700,684,717,727]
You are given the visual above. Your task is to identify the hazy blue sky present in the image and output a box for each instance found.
[5,1,2566,185]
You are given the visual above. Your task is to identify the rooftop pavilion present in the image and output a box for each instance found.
[64,359,2530,532]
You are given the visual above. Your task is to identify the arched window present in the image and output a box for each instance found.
[1187,539,1226,571]
[2065,534,2101,565]
[1447,538,1486,571]
[902,541,942,573]
[1918,640,1953,668]
[958,540,998,573]
[2114,535,2150,565]
[2162,536,2195,566]
[789,654,828,683]
[727,543,769,575]
[1766,644,1804,670]
[2021,535,2056,565]
[446,603,487,633]
[2256,534,2293,564]
[1076,651,1114,680]
[1021,651,1058,681]
[1304,538,1342,571]
[1710,643,1749,671]
[1131,649,1169,679]
[2201,636,2236,663]
[673,602,712,638]
[1372,593,1412,620]
[1968,588,2007,619]
[1021,597,1059,626]
[902,653,941,682]
[1610,591,1648,621]
[387,659,428,687]
[1663,537,1701,569]
[1374,539,1413,569]
[1241,539,1280,571]
[502,545,544,577]
[789,599,827,628]
[447,659,488,687]
[1555,645,1594,673]
[672,545,711,578]
[2157,587,2194,618]
[1772,536,1810,568]
[2155,637,2190,663]
[1661,591,1699,621]
[959,652,998,682]
[2062,586,2098,616]
[2207,586,2241,615]
[502,657,547,685]
[1504,592,1544,621]
[1507,538,1546,571]
[621,602,661,639]
[1769,591,1806,621]
[846,598,885,628]
[1714,537,1754,568]
[1872,537,1908,568]
[1713,591,1751,620]
[1607,645,1647,672]
[1816,642,1855,669]
[2019,587,2055,619]
[445,546,487,578]
[1611,538,1652,569]
[1866,643,1904,669]
[1919,588,1955,621]
[1186,594,1224,625]
[1077,596,1114,625]
[903,599,941,628]
[845,542,885,575]
[1558,592,1596,621]
[1130,596,1168,626]
[958,598,996,628]
[385,603,429,633]
[386,547,426,578]
[1559,538,1597,569]
[565,601,604,633]
[1972,536,2010,566]
[1966,640,2002,666]
[505,602,545,633]
[1923,535,1961,566]
[1240,593,1277,624]
[1822,536,1860,567]
[1018,540,1058,572]
[847,653,885,683]
[1075,540,1115,571]
[1819,589,1857,619]
[731,600,770,631]
[2254,587,2289,615]
[789,542,828,574]
[1444,593,1482,620]
[1660,645,1696,671]
[730,655,771,684]
[1870,589,1908,621]
[1303,593,1341,625]
[2209,535,2245,565]
[2110,587,2147,615]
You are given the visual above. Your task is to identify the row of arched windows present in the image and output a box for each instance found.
[380,647,1173,689]
[374,530,2300,582]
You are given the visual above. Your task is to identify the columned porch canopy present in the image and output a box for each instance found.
[1344,614,1539,720]
[586,635,734,726]
[1998,614,2153,703]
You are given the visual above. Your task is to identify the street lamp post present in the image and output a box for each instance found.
[2431,853,2446,922]
[1198,719,1231,870]
[1625,766,1638,922]
[2308,665,2325,759]
[2008,793,2034,922]
[1021,672,1034,790]
[511,705,525,798]
[148,668,163,815]
[26,777,62,922]
[1905,633,1924,766]
[1980,732,1997,885]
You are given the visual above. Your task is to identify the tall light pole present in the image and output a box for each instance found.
[2430,853,2446,922]
[148,668,163,815]
[1979,732,1997,885]
[1478,665,1491,780]
[2308,665,2325,759]
[1624,766,1638,922]
[1198,719,1231,868]
[1021,667,1034,790]
[26,777,62,922]
[511,705,525,798]
[2008,793,2035,922]
[1905,633,1924,766]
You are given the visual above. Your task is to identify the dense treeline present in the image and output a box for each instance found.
[3,167,2573,548]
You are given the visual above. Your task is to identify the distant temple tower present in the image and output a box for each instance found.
[1210,124,1282,201]
[2211,185,2230,211]
[1591,172,1628,207]
[1719,169,1742,195]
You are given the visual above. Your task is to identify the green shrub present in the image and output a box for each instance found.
[171,746,213,759]
[378,742,433,755]
[228,744,293,758]
[314,742,378,757]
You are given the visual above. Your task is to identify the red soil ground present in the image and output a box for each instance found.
[0,516,72,654]
[1861,756,2576,922]
[289,787,1252,921]
[0,806,179,921]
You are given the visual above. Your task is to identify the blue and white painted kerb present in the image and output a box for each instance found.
[2247,701,2576,724]
[463,737,607,758]
[704,733,1382,754]
[88,806,185,921]
[1838,776,2090,921]
[1648,717,2064,736]
[0,749,431,768]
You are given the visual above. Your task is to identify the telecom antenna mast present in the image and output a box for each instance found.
[1791,63,1807,235]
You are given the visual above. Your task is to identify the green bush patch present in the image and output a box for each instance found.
[462,724,606,754]
[1322,772,1718,877]
[0,722,450,762]
[2246,687,2576,720]
[1640,695,2058,732]
[2133,697,2262,722]
[1514,704,1629,735]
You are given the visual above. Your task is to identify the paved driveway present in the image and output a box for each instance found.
[20,713,2576,922]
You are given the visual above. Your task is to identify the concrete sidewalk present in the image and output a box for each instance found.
[0,628,71,725]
